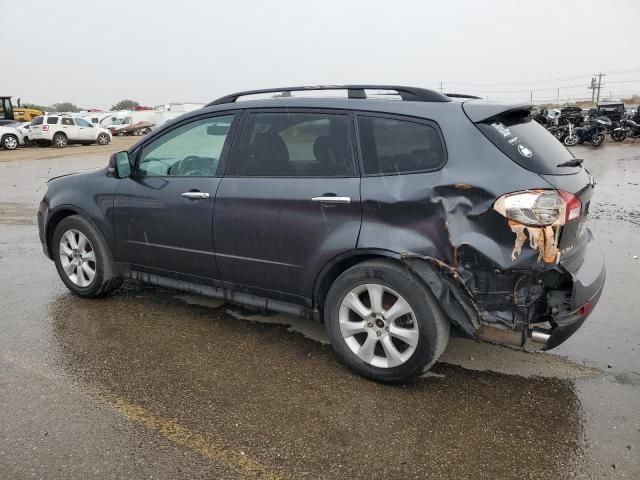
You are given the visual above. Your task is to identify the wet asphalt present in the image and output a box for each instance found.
[0,142,639,479]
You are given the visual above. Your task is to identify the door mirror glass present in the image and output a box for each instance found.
[109,151,131,178]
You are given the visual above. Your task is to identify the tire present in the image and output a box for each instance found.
[591,133,604,147]
[52,215,122,298]
[324,259,449,384]
[564,134,579,147]
[52,133,68,148]
[1,134,19,150]
[611,130,626,142]
[97,132,110,145]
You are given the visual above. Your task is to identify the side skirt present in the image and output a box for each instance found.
[126,268,320,322]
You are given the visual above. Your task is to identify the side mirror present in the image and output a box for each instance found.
[108,151,131,178]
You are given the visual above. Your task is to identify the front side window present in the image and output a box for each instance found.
[75,118,92,127]
[137,115,235,177]
[236,112,355,177]
[358,116,445,175]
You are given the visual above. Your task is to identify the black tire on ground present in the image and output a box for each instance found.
[324,259,450,384]
[591,134,605,147]
[52,215,122,298]
[52,132,68,148]
[97,132,110,145]
[1,134,19,150]
[611,131,626,142]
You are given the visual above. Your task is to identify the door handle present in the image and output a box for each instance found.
[181,191,210,199]
[311,196,351,204]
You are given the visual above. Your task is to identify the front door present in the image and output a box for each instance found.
[60,117,79,140]
[74,117,97,142]
[214,109,361,304]
[114,113,237,282]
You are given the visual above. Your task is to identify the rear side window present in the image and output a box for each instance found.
[31,116,43,125]
[357,116,445,175]
[476,112,579,175]
[46,117,59,124]
[236,112,355,177]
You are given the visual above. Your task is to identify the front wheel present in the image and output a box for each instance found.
[52,215,122,297]
[97,132,110,145]
[591,133,605,147]
[611,130,626,141]
[324,259,449,384]
[564,134,579,146]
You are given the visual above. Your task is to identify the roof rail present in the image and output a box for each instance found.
[445,93,482,100]
[207,85,451,106]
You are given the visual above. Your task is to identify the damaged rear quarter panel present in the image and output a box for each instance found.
[357,103,563,331]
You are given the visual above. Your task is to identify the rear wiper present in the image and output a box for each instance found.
[557,158,584,167]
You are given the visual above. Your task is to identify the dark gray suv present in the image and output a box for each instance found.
[37,85,605,383]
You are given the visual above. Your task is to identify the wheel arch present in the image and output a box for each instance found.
[313,249,480,337]
[313,249,402,315]
[45,205,107,259]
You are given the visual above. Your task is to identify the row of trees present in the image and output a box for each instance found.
[21,99,140,113]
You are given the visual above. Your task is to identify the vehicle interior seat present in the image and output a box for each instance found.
[242,132,292,176]
[309,135,351,176]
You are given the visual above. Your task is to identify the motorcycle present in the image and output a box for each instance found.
[611,115,640,141]
[564,116,611,147]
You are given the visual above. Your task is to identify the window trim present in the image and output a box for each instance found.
[225,107,360,178]
[355,112,447,177]
[129,111,240,179]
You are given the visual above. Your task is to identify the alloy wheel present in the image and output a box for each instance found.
[59,229,96,287]
[3,136,18,150]
[339,283,419,368]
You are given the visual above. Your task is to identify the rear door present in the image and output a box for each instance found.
[114,113,238,281]
[213,109,361,304]
[60,117,79,140]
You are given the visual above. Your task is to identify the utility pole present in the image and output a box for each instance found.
[530,90,533,103]
[588,77,596,102]
[594,72,606,104]
[556,88,560,105]
[439,82,443,92]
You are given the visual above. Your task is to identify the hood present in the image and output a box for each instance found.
[48,167,107,184]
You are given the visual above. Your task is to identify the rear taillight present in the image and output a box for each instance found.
[42,125,49,131]
[494,189,581,227]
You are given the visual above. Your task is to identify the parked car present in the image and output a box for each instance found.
[37,85,605,383]
[0,123,25,150]
[29,115,112,147]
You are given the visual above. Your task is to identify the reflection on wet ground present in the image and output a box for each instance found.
[47,285,588,479]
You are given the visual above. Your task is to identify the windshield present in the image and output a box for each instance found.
[476,111,580,175]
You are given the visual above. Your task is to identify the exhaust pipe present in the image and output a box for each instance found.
[529,329,551,345]
[477,325,552,347]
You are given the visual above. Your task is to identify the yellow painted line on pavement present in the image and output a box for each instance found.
[114,400,282,480]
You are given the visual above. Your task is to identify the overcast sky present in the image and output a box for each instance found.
[2,0,639,108]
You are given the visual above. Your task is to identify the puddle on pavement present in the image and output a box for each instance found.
[46,284,598,479]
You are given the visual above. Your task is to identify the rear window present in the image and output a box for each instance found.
[31,116,43,125]
[46,117,59,125]
[476,112,579,175]
[358,116,445,175]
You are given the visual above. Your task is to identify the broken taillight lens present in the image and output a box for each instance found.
[493,189,581,226]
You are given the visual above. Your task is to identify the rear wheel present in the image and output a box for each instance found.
[1,134,18,150]
[52,133,68,148]
[324,259,449,384]
[52,215,122,297]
